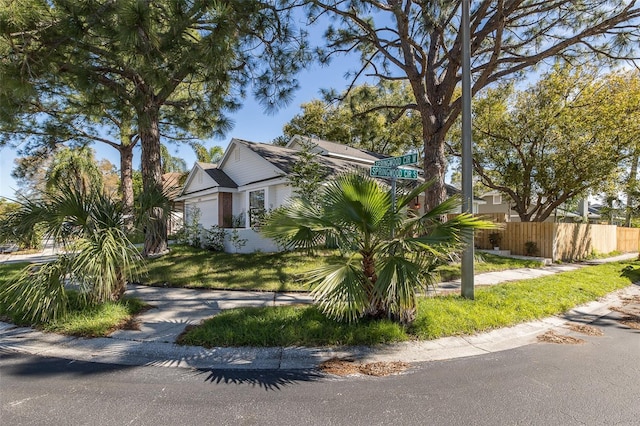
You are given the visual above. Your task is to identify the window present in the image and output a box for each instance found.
[249,189,265,227]
[493,194,502,205]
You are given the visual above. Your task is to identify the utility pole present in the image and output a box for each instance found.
[461,0,475,299]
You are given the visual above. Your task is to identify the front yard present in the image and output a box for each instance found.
[140,245,546,291]
[178,261,640,347]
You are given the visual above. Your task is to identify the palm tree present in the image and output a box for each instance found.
[45,146,104,196]
[0,182,142,323]
[262,173,491,323]
[191,143,224,164]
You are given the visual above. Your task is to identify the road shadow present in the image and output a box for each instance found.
[0,349,137,377]
[192,367,324,391]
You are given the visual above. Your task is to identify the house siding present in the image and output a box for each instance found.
[224,143,284,187]
[186,168,217,193]
[223,229,280,253]
[185,196,218,228]
[271,184,293,209]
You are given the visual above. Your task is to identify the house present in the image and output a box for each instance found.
[176,137,382,252]
[476,190,602,223]
[176,136,483,253]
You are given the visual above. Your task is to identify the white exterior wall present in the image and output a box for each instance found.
[223,144,283,186]
[223,229,280,253]
[184,195,218,228]
[270,183,293,209]
[199,198,218,228]
[186,168,217,193]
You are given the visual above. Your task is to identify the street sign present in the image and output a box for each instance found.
[370,166,418,180]
[373,153,419,168]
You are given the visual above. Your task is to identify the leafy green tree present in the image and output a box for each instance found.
[0,183,142,323]
[1,0,308,257]
[468,66,632,222]
[600,70,640,227]
[262,172,491,323]
[0,87,140,223]
[305,0,640,211]
[286,138,330,205]
[280,82,421,156]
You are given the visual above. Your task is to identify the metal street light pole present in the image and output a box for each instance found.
[461,0,475,299]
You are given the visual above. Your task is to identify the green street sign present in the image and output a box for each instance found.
[373,153,419,168]
[370,166,418,180]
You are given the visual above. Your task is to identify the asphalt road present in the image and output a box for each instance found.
[2,312,639,426]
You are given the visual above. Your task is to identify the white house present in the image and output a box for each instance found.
[176,137,384,252]
[176,136,483,253]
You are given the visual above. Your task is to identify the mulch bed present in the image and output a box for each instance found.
[565,323,604,336]
[537,330,585,344]
[318,358,410,377]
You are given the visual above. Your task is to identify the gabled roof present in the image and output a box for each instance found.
[240,139,370,179]
[179,161,237,197]
[197,162,237,188]
[286,135,386,164]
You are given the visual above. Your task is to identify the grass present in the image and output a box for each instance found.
[178,260,640,347]
[179,306,407,347]
[0,262,147,337]
[142,245,546,291]
[436,252,545,282]
[42,295,146,337]
[141,245,344,291]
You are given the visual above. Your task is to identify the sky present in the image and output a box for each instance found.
[0,52,360,200]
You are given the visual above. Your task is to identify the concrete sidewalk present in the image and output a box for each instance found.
[0,252,638,370]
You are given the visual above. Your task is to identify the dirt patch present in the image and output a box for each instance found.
[608,294,640,330]
[318,358,410,377]
[620,295,640,304]
[618,316,640,330]
[120,317,141,331]
[611,306,640,317]
[565,323,604,336]
[537,330,585,344]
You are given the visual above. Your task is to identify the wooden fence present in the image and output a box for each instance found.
[617,227,640,252]
[471,220,638,261]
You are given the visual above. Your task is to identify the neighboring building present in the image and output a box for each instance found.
[176,136,481,252]
[476,190,602,223]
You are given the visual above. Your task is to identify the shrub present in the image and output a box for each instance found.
[524,241,538,256]
[203,225,226,251]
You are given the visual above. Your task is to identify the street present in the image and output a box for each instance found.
[2,311,639,426]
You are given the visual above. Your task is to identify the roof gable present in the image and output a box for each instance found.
[180,162,237,196]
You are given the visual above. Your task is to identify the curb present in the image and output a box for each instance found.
[2,285,637,371]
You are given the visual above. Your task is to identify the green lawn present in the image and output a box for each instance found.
[178,260,640,347]
[140,246,344,291]
[141,245,545,291]
[0,262,147,337]
[437,252,546,282]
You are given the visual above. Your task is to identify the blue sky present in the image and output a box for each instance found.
[0,53,359,200]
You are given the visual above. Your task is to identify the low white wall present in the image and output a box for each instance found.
[223,228,281,253]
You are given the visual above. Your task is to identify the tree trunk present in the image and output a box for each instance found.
[138,104,168,258]
[421,116,448,212]
[120,143,135,230]
[111,268,127,301]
